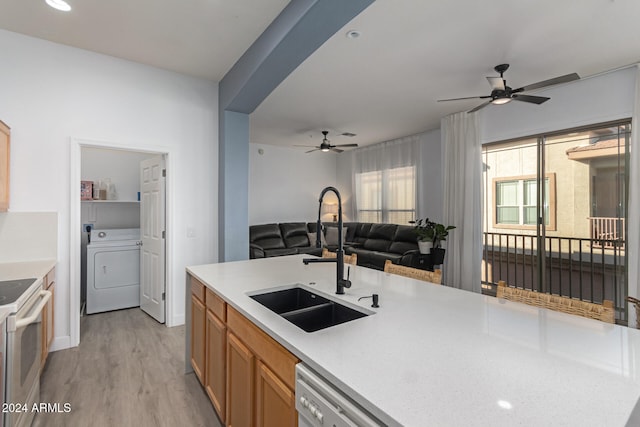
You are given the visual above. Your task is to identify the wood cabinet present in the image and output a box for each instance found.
[226,306,299,427]
[256,361,297,427]
[226,332,254,427]
[41,266,55,368]
[205,288,226,422]
[190,278,206,384]
[188,273,299,427]
[0,120,9,212]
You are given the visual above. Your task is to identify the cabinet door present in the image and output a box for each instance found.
[226,332,255,427]
[256,361,297,427]
[205,309,226,422]
[0,120,9,212]
[47,283,56,352]
[191,294,206,384]
[41,270,55,369]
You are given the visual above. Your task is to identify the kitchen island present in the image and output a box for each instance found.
[186,255,640,426]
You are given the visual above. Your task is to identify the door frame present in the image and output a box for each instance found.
[69,138,173,348]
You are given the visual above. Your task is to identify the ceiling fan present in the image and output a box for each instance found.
[438,64,580,113]
[295,131,358,153]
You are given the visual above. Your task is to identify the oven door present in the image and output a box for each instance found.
[5,288,51,427]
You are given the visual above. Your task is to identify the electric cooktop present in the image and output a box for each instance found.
[0,278,37,305]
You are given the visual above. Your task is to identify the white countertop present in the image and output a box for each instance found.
[187,255,640,426]
[0,259,56,323]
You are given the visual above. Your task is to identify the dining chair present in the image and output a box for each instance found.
[383,260,442,284]
[497,281,615,324]
[321,248,357,265]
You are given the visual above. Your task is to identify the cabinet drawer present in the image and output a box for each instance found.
[190,276,205,302]
[227,306,298,390]
[206,288,226,321]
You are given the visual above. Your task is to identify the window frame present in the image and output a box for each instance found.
[492,173,557,231]
[356,165,416,225]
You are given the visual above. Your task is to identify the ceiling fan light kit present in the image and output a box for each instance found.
[438,64,580,113]
[294,130,359,154]
[45,0,72,11]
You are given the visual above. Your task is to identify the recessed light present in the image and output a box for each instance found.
[346,30,361,39]
[45,0,72,12]
[497,400,513,410]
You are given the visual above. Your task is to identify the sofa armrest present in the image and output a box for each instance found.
[249,243,265,259]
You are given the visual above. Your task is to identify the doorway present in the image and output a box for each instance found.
[482,122,631,322]
[70,139,172,348]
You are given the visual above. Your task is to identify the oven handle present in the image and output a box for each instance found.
[15,290,52,328]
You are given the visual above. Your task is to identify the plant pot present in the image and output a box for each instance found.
[418,241,433,255]
[430,247,446,265]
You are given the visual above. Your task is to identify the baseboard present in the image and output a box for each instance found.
[49,335,73,352]
[170,314,185,327]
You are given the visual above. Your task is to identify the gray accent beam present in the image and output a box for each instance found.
[218,0,375,261]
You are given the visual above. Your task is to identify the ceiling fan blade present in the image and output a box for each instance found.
[438,95,490,102]
[516,73,579,92]
[512,94,550,104]
[467,101,492,113]
[305,148,320,153]
[330,148,344,153]
[334,144,358,148]
[486,76,505,91]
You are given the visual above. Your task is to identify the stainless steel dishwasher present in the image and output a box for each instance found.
[296,363,383,427]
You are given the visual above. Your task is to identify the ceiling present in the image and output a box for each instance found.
[1,0,640,150]
[0,0,289,81]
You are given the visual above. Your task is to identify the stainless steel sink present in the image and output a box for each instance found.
[249,286,371,332]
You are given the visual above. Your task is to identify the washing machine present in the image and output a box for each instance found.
[86,228,141,314]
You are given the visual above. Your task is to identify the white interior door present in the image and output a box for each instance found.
[140,155,166,323]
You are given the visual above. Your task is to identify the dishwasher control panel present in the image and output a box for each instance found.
[295,363,383,427]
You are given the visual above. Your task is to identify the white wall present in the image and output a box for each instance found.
[248,143,337,224]
[479,66,636,143]
[0,29,218,348]
[0,212,57,261]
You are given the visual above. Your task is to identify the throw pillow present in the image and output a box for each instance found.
[325,227,348,246]
[307,232,325,247]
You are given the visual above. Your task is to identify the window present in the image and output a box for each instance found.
[356,166,416,224]
[494,174,556,229]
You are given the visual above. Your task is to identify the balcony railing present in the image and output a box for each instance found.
[588,217,625,249]
[482,231,627,324]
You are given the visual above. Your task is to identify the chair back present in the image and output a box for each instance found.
[497,281,614,324]
[321,248,357,265]
[383,260,442,284]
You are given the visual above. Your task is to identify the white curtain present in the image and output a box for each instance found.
[351,134,422,224]
[627,64,640,328]
[441,112,483,292]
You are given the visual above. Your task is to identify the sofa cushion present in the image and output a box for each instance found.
[368,224,398,240]
[250,223,285,250]
[279,222,311,248]
[363,238,391,252]
[350,223,372,244]
[388,225,418,254]
[263,248,298,257]
[325,227,348,246]
[307,232,325,248]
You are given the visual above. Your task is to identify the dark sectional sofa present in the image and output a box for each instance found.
[249,222,322,259]
[249,221,419,270]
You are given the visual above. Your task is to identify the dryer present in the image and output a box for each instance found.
[86,228,141,314]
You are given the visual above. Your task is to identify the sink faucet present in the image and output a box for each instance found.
[302,186,352,294]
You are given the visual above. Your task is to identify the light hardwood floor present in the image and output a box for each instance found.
[33,308,222,427]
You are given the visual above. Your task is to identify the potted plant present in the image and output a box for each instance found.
[431,223,456,264]
[412,218,436,254]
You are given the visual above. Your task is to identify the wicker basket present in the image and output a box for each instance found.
[497,281,615,324]
[627,296,640,328]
